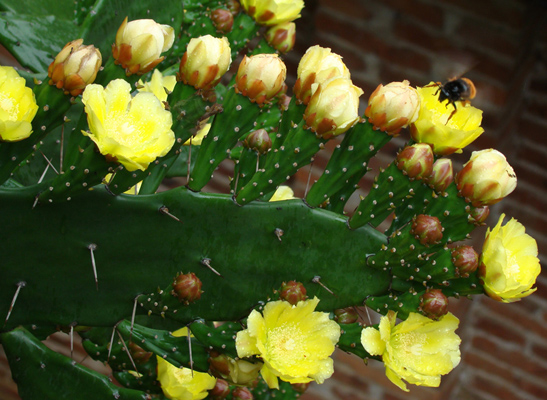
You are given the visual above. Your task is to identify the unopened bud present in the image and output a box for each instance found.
[235,54,287,105]
[469,205,490,225]
[264,22,296,53]
[420,289,449,320]
[209,351,231,376]
[411,214,443,245]
[244,129,272,154]
[210,378,231,399]
[334,307,359,324]
[429,158,453,192]
[292,382,311,393]
[451,245,479,277]
[211,8,234,33]
[279,281,307,305]
[396,143,434,179]
[226,0,241,15]
[128,342,153,365]
[232,387,254,400]
[172,272,203,303]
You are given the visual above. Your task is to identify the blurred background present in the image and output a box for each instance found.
[1,0,547,399]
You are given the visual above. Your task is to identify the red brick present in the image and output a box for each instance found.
[384,0,445,29]
[473,374,523,400]
[518,379,547,400]
[318,0,375,22]
[464,352,515,382]
[474,315,526,345]
[380,46,431,73]
[518,117,547,147]
[456,19,519,58]
[442,0,526,30]
[527,97,547,121]
[532,343,547,363]
[393,19,452,53]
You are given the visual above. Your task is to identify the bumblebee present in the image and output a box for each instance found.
[432,77,476,121]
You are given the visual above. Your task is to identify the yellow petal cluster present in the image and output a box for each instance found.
[157,357,216,400]
[410,84,484,155]
[479,214,541,302]
[137,69,177,104]
[81,79,175,171]
[235,54,287,105]
[178,35,232,90]
[361,311,461,392]
[0,66,38,142]
[236,297,340,389]
[240,0,304,26]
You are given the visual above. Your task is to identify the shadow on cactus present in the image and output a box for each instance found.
[0,0,541,399]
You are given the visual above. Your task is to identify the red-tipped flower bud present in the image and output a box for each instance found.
[172,272,203,303]
[209,350,231,376]
[469,205,490,225]
[264,22,296,53]
[235,54,287,105]
[420,289,449,320]
[232,387,254,400]
[334,307,359,324]
[210,378,231,399]
[279,281,307,305]
[411,214,443,245]
[244,129,272,154]
[292,382,311,394]
[451,245,479,277]
[428,158,453,192]
[211,8,234,33]
[396,143,434,179]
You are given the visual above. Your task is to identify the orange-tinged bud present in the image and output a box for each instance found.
[429,158,453,192]
[210,378,230,399]
[235,54,287,105]
[456,149,517,206]
[48,39,102,96]
[112,17,174,75]
[469,205,490,225]
[232,387,254,400]
[171,272,203,303]
[396,143,434,179]
[451,245,478,277]
[128,342,153,365]
[293,45,350,105]
[178,35,232,90]
[292,382,310,394]
[304,77,363,139]
[244,129,272,154]
[211,8,234,33]
[411,214,443,246]
[420,289,449,320]
[264,22,296,53]
[279,281,307,305]
[365,80,420,135]
[334,307,359,324]
[240,0,304,26]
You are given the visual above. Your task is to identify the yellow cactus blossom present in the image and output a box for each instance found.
[236,297,340,389]
[81,79,175,171]
[157,357,217,400]
[410,83,484,155]
[235,54,287,105]
[240,0,304,26]
[137,69,177,104]
[479,214,541,302]
[0,66,38,142]
[269,185,295,201]
[361,311,461,392]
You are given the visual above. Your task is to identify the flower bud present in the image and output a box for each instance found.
[411,215,443,246]
[279,281,307,305]
[226,0,241,15]
[264,22,296,53]
[112,17,175,75]
[179,35,232,90]
[243,129,272,154]
[211,8,234,33]
[240,0,304,26]
[428,158,453,192]
[334,307,359,324]
[456,149,517,206]
[293,45,350,105]
[235,54,287,105]
[0,66,39,142]
[420,289,449,320]
[210,378,230,399]
[48,39,102,96]
[469,205,490,225]
[171,272,203,303]
[365,80,420,135]
[396,143,434,179]
[208,351,231,376]
[128,342,153,364]
[451,245,479,277]
[304,77,363,139]
[232,387,254,400]
[291,382,310,394]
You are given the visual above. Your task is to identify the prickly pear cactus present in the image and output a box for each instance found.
[0,0,541,399]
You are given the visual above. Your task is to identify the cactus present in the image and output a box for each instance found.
[0,0,541,398]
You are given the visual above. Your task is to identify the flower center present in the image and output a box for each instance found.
[106,111,145,147]
[267,323,307,367]
[0,93,19,119]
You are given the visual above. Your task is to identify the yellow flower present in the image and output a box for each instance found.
[137,69,177,104]
[479,214,541,302]
[178,35,232,90]
[269,185,295,201]
[236,297,340,389]
[361,311,461,392]
[157,357,216,400]
[410,83,484,155]
[112,17,175,75]
[235,54,287,105]
[48,39,102,96]
[456,149,517,206]
[293,45,351,105]
[81,79,175,171]
[209,351,262,385]
[304,77,363,139]
[0,66,38,142]
[240,0,304,26]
